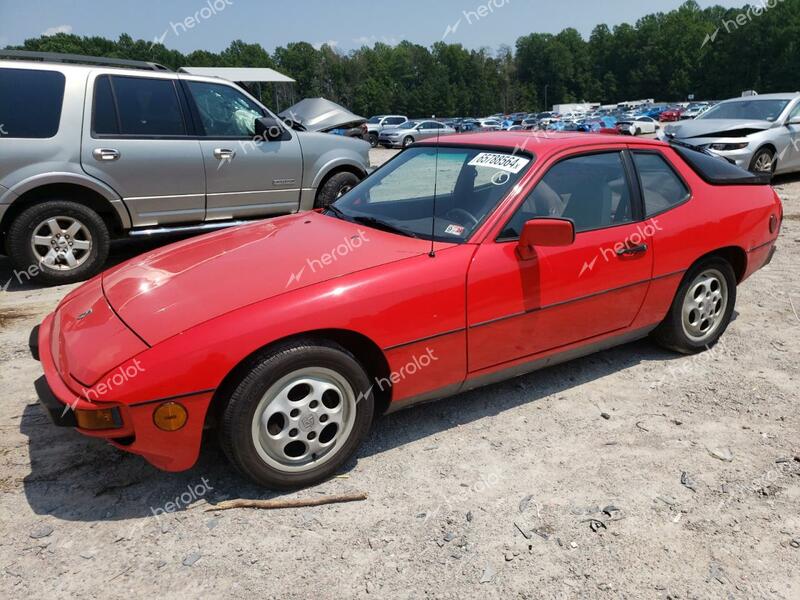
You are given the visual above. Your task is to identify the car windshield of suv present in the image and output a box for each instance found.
[367,116,383,124]
[698,99,791,122]
[327,146,534,242]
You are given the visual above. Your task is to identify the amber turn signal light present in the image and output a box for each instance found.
[75,408,122,430]
[153,402,188,431]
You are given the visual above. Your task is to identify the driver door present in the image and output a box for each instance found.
[183,79,303,221]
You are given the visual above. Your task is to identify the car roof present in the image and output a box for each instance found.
[419,131,665,153]
[720,92,800,102]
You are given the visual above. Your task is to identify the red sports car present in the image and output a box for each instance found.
[659,107,686,122]
[31,133,781,489]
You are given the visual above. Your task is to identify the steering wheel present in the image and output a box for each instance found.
[444,208,479,228]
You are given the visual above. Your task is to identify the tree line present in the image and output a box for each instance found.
[7,0,799,117]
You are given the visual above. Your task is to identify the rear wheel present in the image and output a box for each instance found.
[750,147,776,175]
[6,200,110,285]
[651,258,737,354]
[314,171,360,209]
[220,339,375,489]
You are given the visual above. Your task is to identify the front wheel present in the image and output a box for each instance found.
[651,258,737,354]
[402,136,414,148]
[220,339,375,489]
[6,200,110,285]
[750,147,776,175]
[368,133,378,148]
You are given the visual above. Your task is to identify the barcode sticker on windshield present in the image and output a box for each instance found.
[468,153,530,174]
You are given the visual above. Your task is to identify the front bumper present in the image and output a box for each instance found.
[30,315,212,472]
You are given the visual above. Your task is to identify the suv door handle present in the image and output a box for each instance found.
[616,243,648,256]
[214,148,236,161]
[92,148,120,161]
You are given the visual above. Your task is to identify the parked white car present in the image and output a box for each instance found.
[617,116,660,135]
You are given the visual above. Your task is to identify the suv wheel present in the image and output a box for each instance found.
[368,133,379,148]
[220,339,375,489]
[314,172,360,209]
[7,200,110,285]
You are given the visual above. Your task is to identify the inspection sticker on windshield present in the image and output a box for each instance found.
[468,153,530,173]
[445,224,466,236]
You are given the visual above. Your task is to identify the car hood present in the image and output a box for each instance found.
[102,213,429,346]
[279,97,366,132]
[664,118,774,139]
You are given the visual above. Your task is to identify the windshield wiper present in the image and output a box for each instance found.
[352,216,418,238]
[325,204,349,220]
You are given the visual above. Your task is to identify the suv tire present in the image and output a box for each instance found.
[7,200,110,286]
[368,133,379,148]
[314,172,360,209]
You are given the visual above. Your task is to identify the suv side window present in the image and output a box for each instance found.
[0,68,65,138]
[501,152,633,238]
[186,81,264,137]
[386,117,405,125]
[95,76,187,136]
[633,152,690,216]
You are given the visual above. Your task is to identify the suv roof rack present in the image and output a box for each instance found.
[0,50,171,72]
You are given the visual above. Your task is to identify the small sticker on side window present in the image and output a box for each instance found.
[468,153,530,173]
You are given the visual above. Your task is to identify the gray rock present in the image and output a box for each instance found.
[479,564,496,584]
[708,447,734,462]
[182,552,202,567]
[29,524,54,539]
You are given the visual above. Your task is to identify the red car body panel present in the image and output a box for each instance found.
[34,132,782,472]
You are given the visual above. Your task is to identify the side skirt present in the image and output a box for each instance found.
[384,325,656,414]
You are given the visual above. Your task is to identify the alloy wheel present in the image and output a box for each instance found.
[753,151,774,173]
[681,269,729,343]
[30,216,93,271]
[251,367,357,474]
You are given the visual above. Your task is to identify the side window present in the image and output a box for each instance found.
[0,68,65,138]
[386,117,404,125]
[633,152,690,216]
[110,76,186,136]
[93,76,119,135]
[788,102,800,121]
[501,152,633,238]
[186,81,264,137]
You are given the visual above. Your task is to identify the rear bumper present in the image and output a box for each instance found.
[31,315,211,472]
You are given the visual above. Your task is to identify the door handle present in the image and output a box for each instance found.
[616,243,648,256]
[214,148,236,161]
[92,148,120,161]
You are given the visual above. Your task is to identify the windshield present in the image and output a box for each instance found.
[397,120,418,129]
[699,99,790,122]
[367,116,383,124]
[328,146,534,242]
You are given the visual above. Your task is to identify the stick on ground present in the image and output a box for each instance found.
[206,492,368,512]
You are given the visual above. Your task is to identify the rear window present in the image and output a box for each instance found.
[93,75,186,137]
[0,68,65,138]
[633,152,691,216]
[672,144,771,186]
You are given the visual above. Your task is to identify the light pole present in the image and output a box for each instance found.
[544,84,549,112]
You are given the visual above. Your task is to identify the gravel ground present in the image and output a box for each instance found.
[1,149,798,600]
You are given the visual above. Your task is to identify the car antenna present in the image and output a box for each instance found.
[429,126,441,258]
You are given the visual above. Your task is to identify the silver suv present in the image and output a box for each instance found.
[0,53,370,284]
[362,115,408,147]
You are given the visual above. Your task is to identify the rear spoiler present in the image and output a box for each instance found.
[669,140,772,186]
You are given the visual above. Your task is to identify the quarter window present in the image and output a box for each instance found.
[0,68,65,138]
[186,81,264,137]
[633,152,690,216]
[501,152,633,238]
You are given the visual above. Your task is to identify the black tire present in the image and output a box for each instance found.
[402,136,414,148]
[220,339,375,489]
[314,171,361,209]
[635,127,642,136]
[6,200,110,286]
[749,147,776,175]
[651,257,737,355]
[368,133,379,148]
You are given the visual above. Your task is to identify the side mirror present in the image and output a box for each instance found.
[786,117,800,126]
[517,219,575,260]
[254,116,286,141]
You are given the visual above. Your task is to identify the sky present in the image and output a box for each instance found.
[0,0,748,54]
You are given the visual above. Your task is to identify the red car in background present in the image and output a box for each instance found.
[31,132,782,489]
[660,107,686,122]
